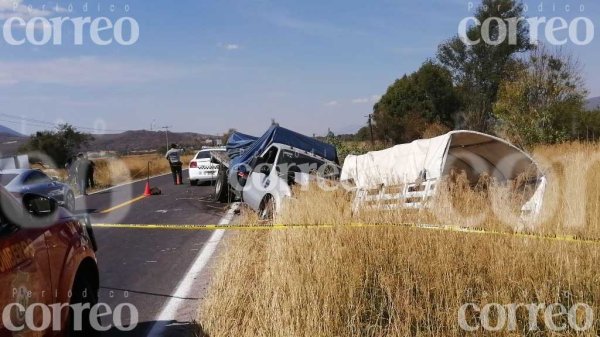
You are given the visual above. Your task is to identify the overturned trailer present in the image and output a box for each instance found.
[341,130,546,216]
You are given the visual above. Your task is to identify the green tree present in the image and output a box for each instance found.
[572,109,600,141]
[437,0,532,132]
[373,61,460,143]
[493,47,587,147]
[20,124,94,167]
[354,126,371,141]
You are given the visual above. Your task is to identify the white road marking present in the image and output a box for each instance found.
[147,202,239,337]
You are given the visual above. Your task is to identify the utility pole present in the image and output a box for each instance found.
[161,126,172,149]
[365,114,374,147]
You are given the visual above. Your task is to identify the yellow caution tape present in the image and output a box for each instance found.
[100,195,148,214]
[91,222,600,245]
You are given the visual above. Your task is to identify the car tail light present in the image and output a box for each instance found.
[190,161,197,168]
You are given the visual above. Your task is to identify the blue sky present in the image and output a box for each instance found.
[0,0,598,136]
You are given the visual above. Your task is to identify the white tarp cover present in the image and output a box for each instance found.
[341,131,540,189]
[341,133,451,188]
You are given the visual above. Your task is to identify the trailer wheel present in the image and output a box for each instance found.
[214,165,229,203]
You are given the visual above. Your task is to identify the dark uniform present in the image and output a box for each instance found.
[75,154,92,195]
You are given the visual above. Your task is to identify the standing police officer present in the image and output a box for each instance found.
[75,153,92,195]
[165,143,184,185]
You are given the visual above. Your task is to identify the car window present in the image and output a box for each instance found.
[0,174,18,186]
[24,171,50,185]
[196,151,211,159]
[196,149,225,160]
[278,150,324,173]
[252,147,278,173]
[263,147,278,165]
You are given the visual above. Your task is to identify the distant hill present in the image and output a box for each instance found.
[0,129,219,157]
[0,125,25,156]
[0,125,23,137]
[586,96,600,111]
[86,130,219,153]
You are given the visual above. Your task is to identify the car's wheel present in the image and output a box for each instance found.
[259,195,275,221]
[213,165,229,203]
[190,180,198,186]
[68,273,100,337]
[65,191,76,211]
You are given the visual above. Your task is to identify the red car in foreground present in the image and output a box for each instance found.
[0,185,99,336]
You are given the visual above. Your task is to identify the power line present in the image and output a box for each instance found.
[0,113,129,133]
[0,118,48,128]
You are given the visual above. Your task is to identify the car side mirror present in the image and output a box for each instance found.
[22,194,58,217]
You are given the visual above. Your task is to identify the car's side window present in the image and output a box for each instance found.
[255,147,277,167]
[263,147,278,165]
[23,172,34,185]
[278,150,324,174]
[24,171,50,185]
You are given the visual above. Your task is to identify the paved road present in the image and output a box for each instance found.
[75,171,229,336]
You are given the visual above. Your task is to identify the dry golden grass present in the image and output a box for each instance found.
[199,142,600,336]
[91,153,192,189]
[532,142,600,239]
[200,228,599,337]
[41,153,193,191]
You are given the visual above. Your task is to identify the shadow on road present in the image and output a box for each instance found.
[80,208,99,214]
[102,320,208,337]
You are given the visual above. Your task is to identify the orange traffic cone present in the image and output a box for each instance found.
[143,181,152,196]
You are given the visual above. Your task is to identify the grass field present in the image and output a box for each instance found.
[198,141,600,336]
[41,153,193,192]
[92,153,193,188]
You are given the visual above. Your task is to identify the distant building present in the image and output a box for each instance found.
[0,155,29,170]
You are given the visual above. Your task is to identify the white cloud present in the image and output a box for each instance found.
[324,100,339,107]
[351,98,369,104]
[218,43,241,51]
[0,0,62,20]
[351,95,381,104]
[261,10,346,38]
[0,57,217,86]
